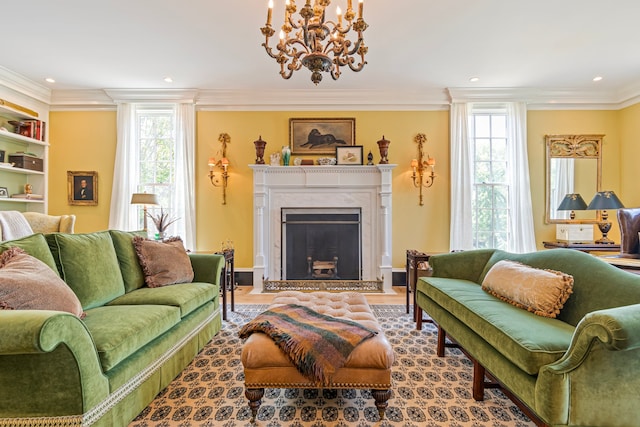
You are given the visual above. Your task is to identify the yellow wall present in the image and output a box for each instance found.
[48,106,639,269]
[49,110,450,268]
[619,102,640,208]
[48,111,116,232]
[527,110,623,245]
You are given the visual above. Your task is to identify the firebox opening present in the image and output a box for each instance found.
[282,208,362,280]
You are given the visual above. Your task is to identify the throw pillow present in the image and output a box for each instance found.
[0,247,84,318]
[132,236,194,288]
[481,259,573,318]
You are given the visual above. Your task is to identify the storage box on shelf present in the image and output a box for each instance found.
[0,103,47,210]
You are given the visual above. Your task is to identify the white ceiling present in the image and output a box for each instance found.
[4,0,640,108]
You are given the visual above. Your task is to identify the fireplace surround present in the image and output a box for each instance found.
[250,164,396,293]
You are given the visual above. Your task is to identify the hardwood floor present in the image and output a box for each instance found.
[232,285,409,306]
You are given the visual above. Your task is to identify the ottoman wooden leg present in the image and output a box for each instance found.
[372,389,391,419]
[245,388,264,423]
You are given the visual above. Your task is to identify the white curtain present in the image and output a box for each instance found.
[108,103,139,231]
[449,101,537,253]
[174,103,196,250]
[108,102,196,251]
[505,102,537,253]
[449,103,475,251]
[552,158,575,220]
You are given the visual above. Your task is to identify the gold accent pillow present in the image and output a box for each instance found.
[132,236,194,288]
[0,247,84,318]
[481,260,573,318]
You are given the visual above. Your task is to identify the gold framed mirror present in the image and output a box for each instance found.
[545,134,603,224]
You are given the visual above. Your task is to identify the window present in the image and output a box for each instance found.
[134,105,178,234]
[471,111,509,249]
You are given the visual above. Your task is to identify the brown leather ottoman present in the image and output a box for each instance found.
[241,291,394,422]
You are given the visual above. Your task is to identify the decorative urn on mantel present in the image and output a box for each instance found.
[253,136,267,164]
[377,135,390,164]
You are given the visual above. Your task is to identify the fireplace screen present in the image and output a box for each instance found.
[282,208,362,280]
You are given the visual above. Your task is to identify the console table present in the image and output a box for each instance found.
[215,249,235,321]
[597,256,640,275]
[542,241,620,252]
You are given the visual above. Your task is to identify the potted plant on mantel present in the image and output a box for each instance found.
[147,207,179,240]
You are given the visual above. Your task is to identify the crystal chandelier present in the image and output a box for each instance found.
[261,0,369,85]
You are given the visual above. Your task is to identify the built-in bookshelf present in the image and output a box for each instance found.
[0,101,48,212]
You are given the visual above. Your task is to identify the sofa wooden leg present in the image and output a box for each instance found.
[437,325,446,357]
[416,306,423,329]
[372,389,391,420]
[245,388,264,423]
[472,360,485,401]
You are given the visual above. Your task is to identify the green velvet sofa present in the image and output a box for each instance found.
[415,248,640,427]
[0,230,224,427]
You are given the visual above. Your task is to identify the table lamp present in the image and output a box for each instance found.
[586,191,625,244]
[130,193,159,231]
[557,193,587,220]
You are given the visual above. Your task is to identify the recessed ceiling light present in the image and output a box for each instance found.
[45,77,56,83]
[469,77,480,82]
[593,76,603,82]
[164,77,173,83]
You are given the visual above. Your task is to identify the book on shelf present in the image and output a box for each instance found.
[7,119,45,142]
[11,193,43,200]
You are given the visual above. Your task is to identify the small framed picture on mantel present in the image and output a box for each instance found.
[336,145,364,165]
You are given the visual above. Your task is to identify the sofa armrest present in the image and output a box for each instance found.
[429,249,496,282]
[189,253,224,286]
[544,303,640,374]
[535,303,640,426]
[0,310,110,417]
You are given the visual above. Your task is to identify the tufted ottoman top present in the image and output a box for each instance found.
[242,291,394,371]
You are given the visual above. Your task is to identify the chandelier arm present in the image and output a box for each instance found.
[330,63,342,80]
[345,36,364,56]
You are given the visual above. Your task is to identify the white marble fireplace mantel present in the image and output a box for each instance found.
[250,164,396,294]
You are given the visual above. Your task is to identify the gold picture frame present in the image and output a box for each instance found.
[289,118,355,155]
[68,171,98,206]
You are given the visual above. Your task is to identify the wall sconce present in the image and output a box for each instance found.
[411,133,436,206]
[208,133,230,205]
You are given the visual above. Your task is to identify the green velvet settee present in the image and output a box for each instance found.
[0,230,223,427]
[415,248,640,427]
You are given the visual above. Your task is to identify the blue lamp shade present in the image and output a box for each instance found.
[586,191,625,210]
[557,193,588,211]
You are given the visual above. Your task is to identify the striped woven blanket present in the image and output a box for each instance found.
[238,304,377,386]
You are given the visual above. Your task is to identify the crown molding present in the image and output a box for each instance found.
[46,87,640,112]
[0,66,51,104]
[103,89,198,103]
[195,89,451,111]
[448,87,640,110]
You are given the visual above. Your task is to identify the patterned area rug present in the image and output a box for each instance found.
[130,304,536,426]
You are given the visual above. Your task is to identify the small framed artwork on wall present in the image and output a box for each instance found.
[68,171,98,206]
[0,187,8,198]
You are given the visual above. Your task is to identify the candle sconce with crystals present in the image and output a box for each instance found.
[411,133,436,206]
[261,0,369,85]
[208,133,230,205]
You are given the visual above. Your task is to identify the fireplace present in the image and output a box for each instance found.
[282,208,362,280]
[250,164,396,293]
